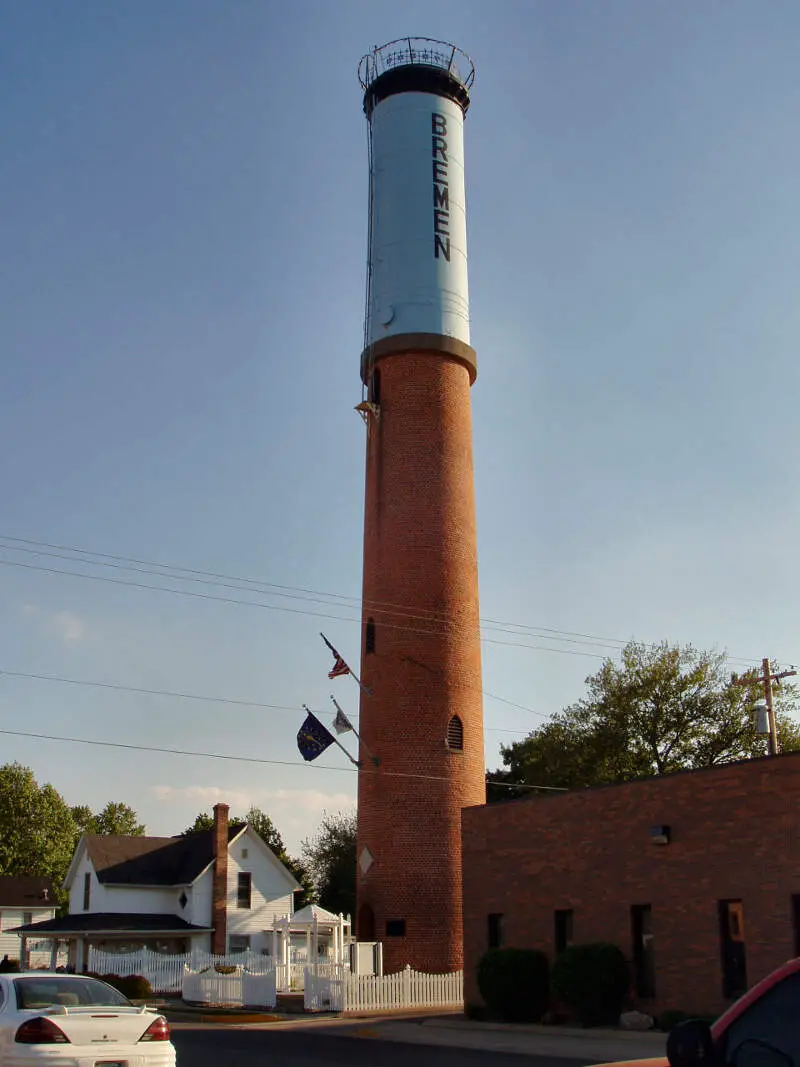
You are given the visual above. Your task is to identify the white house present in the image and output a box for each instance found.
[0,876,58,967]
[14,804,300,970]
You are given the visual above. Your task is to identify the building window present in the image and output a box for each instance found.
[631,905,655,998]
[386,919,406,937]
[446,716,464,751]
[241,848,248,859]
[487,913,504,950]
[237,872,252,910]
[22,912,32,928]
[792,895,800,957]
[719,899,747,999]
[554,909,573,955]
[229,935,250,954]
[366,618,376,654]
[370,368,381,405]
[83,873,91,911]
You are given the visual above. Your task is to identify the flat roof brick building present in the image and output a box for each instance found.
[462,752,800,1019]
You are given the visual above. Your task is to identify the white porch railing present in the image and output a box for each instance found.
[182,966,277,1008]
[87,947,273,994]
[304,964,463,1013]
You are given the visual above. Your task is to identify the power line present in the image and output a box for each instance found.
[0,533,762,665]
[0,666,546,731]
[0,727,553,789]
[0,557,613,660]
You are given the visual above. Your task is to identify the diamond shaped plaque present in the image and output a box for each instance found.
[359,846,375,874]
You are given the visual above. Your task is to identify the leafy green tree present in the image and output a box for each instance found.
[70,804,96,836]
[301,809,357,917]
[71,801,145,839]
[0,763,76,898]
[488,642,800,801]
[92,802,145,836]
[181,812,214,835]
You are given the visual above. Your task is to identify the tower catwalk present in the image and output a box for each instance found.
[355,39,485,975]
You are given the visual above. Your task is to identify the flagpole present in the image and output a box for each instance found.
[330,695,380,767]
[320,632,373,696]
[302,705,359,767]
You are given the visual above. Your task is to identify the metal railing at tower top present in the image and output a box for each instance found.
[358,37,475,92]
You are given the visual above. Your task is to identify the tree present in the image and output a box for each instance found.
[0,763,76,896]
[301,809,357,917]
[71,801,145,838]
[181,812,214,835]
[488,642,800,801]
[93,802,145,836]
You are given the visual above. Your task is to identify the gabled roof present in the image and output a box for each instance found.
[10,913,211,936]
[79,824,246,887]
[0,876,56,909]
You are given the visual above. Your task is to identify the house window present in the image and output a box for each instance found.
[719,899,747,999]
[237,872,252,910]
[487,913,504,950]
[229,935,250,954]
[241,848,248,859]
[22,912,32,928]
[631,905,655,998]
[446,715,464,751]
[555,909,573,954]
[386,919,406,937]
[83,873,91,911]
[366,618,376,655]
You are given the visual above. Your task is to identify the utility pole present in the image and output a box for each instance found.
[735,659,797,757]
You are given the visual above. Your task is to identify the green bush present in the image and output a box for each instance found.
[551,943,630,1027]
[464,1002,488,1021]
[97,973,153,1000]
[121,975,153,1000]
[476,947,550,1023]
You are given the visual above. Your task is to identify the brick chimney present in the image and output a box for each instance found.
[211,803,229,955]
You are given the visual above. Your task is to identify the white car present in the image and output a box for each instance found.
[0,972,176,1066]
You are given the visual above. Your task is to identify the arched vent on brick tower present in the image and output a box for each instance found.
[365,618,376,654]
[358,903,375,941]
[446,716,464,751]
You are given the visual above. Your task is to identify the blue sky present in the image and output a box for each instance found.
[2,1,799,855]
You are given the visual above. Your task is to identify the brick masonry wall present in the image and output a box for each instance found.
[462,754,800,1017]
[357,351,485,975]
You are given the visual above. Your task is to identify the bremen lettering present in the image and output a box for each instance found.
[432,112,450,261]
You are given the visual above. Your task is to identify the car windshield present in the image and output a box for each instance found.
[14,977,131,1010]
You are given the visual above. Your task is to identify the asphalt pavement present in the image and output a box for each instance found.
[171,1024,590,1067]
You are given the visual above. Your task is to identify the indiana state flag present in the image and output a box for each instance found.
[297,709,336,762]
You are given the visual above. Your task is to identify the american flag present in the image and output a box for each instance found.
[328,654,351,680]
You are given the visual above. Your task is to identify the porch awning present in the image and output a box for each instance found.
[9,913,211,938]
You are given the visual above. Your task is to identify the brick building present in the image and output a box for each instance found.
[462,753,800,1018]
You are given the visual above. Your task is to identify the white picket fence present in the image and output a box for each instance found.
[88,947,273,995]
[304,964,463,1013]
[182,966,277,1008]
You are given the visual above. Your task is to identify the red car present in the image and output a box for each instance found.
[592,955,800,1066]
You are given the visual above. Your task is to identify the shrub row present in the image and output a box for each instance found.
[86,972,154,1000]
[476,943,630,1026]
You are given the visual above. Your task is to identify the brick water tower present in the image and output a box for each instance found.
[355,38,485,975]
